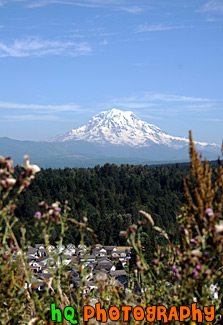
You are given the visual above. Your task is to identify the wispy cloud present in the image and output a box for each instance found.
[0,93,216,116]
[2,0,146,13]
[65,33,85,38]
[198,0,223,14]
[26,0,100,9]
[100,39,108,45]
[0,37,92,58]
[99,32,117,37]
[2,114,61,121]
[96,92,218,117]
[65,27,112,39]
[99,101,156,110]
[0,93,221,128]
[0,102,81,112]
[0,1,7,6]
[6,0,145,14]
[119,6,144,14]
[205,17,223,22]
[142,93,211,103]
[136,24,186,33]
[203,118,223,122]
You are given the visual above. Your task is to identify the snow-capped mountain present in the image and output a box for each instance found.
[0,109,220,168]
[47,108,218,150]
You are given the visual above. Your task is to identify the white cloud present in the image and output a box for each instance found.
[65,34,85,38]
[0,37,92,58]
[0,93,219,123]
[96,92,217,116]
[198,0,223,14]
[0,102,81,111]
[204,118,223,122]
[65,28,117,40]
[101,102,155,110]
[205,17,223,22]
[99,32,117,37]
[136,24,186,33]
[2,0,146,13]
[2,114,61,121]
[119,6,144,14]
[0,1,7,6]
[101,39,108,45]
[176,103,214,110]
[143,93,211,103]
[26,0,100,9]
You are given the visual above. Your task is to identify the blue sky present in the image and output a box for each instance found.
[0,0,222,144]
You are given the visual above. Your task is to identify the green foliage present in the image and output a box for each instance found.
[13,161,187,255]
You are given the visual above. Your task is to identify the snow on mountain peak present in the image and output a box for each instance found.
[47,108,218,149]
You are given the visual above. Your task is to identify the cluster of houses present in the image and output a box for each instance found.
[25,243,132,294]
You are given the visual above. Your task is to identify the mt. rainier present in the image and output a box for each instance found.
[47,108,218,150]
[0,109,220,168]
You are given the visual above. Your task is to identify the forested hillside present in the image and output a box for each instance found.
[13,162,192,251]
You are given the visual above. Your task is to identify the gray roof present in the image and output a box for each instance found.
[95,263,113,271]
[27,248,36,254]
[92,249,101,254]
[95,244,103,248]
[110,270,127,277]
[80,255,96,260]
[39,249,47,253]
[97,258,112,264]
[35,244,45,248]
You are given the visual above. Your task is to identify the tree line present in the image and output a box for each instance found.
[12,162,194,256]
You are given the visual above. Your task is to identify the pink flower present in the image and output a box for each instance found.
[128,224,137,233]
[172,265,178,273]
[205,208,213,216]
[192,270,199,277]
[35,211,41,218]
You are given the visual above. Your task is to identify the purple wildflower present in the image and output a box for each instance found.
[55,207,61,213]
[172,265,178,273]
[35,211,41,218]
[196,264,201,271]
[190,238,196,243]
[205,208,213,215]
[192,270,199,277]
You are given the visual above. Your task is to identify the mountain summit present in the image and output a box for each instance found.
[47,108,218,150]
